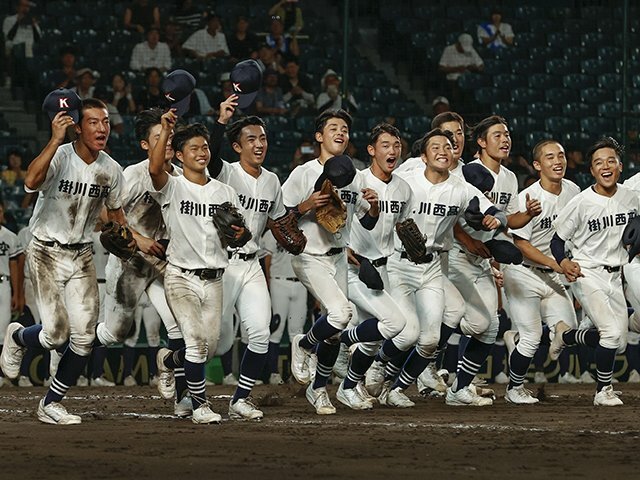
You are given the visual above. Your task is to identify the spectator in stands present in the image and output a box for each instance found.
[477,8,514,50]
[228,16,260,62]
[108,73,137,115]
[136,67,165,111]
[49,46,77,90]
[257,44,282,73]
[316,69,358,113]
[431,96,451,116]
[268,0,304,33]
[292,138,319,169]
[265,16,300,60]
[163,20,183,58]
[130,27,172,72]
[2,0,41,88]
[438,33,484,105]
[281,59,314,117]
[124,0,160,34]
[183,13,229,60]
[212,72,233,105]
[346,141,367,170]
[94,87,125,137]
[256,69,288,116]
[564,146,586,184]
[172,0,205,30]
[73,68,98,100]
[1,149,27,186]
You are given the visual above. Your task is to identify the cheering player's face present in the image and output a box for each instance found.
[233,124,267,169]
[368,132,401,178]
[177,136,210,173]
[440,120,464,160]
[143,124,174,162]
[590,147,622,189]
[422,135,453,174]
[478,123,511,162]
[316,118,349,157]
[76,107,110,153]
[534,142,566,183]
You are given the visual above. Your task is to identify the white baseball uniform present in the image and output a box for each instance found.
[503,179,581,357]
[124,292,162,349]
[214,160,286,357]
[622,173,640,332]
[0,225,22,343]
[395,156,423,173]
[17,226,39,324]
[282,160,372,331]
[26,142,124,355]
[99,159,181,346]
[554,185,640,352]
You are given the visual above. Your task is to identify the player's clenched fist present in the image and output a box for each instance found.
[161,109,177,131]
[361,188,379,216]
[482,215,501,230]
[560,258,584,283]
[525,193,542,217]
[51,111,75,143]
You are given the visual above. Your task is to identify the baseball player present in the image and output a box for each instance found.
[284,109,380,415]
[206,114,287,420]
[550,137,639,406]
[621,168,640,340]
[151,111,244,424]
[445,115,541,406]
[379,129,503,407]
[337,123,412,409]
[0,201,24,387]
[262,230,308,385]
[1,96,127,425]
[501,140,582,404]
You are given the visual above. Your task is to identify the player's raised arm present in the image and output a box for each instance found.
[506,193,542,229]
[208,94,238,179]
[149,109,176,190]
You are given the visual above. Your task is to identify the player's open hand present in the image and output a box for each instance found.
[560,258,584,282]
[136,235,166,258]
[302,191,330,212]
[525,193,542,217]
[161,109,177,131]
[51,111,75,143]
[218,94,238,124]
[361,188,379,216]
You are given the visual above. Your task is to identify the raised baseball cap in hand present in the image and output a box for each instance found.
[230,59,263,109]
[313,155,357,191]
[42,88,82,123]
[163,69,196,116]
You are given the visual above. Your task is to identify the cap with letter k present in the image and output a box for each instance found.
[230,59,263,109]
[42,88,82,123]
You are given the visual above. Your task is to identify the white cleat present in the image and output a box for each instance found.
[191,403,222,424]
[549,321,571,361]
[333,343,349,379]
[505,385,540,405]
[503,330,519,358]
[291,334,312,384]
[580,371,596,384]
[123,375,138,387]
[365,360,386,397]
[149,375,159,387]
[627,369,640,383]
[336,381,373,410]
[305,384,336,415]
[308,354,318,384]
[1,323,25,379]
[446,385,494,406]
[174,395,193,418]
[382,387,415,408]
[377,380,392,405]
[533,371,548,384]
[593,385,623,406]
[76,375,89,387]
[269,373,285,385]
[494,372,509,384]
[221,373,239,386]
[229,398,264,420]
[417,364,447,396]
[558,372,581,384]
[92,376,116,387]
[18,375,34,387]
[156,347,175,400]
[37,399,81,425]
[355,381,376,406]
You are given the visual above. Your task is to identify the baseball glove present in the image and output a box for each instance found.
[315,179,347,234]
[464,196,490,231]
[100,221,137,261]
[268,211,307,255]
[395,219,431,263]
[212,202,252,248]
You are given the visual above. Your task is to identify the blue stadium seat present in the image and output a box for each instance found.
[597,102,622,118]
[633,74,640,89]
[458,74,492,90]
[357,102,386,117]
[510,117,544,133]
[562,74,596,89]
[583,6,611,19]
[475,87,509,104]
[528,74,559,90]
[515,32,545,49]
[547,32,579,48]
[581,32,608,49]
[527,102,556,118]
[598,46,623,59]
[561,132,591,148]
[530,46,558,60]
[389,102,422,117]
[295,116,315,134]
[545,117,579,133]
[546,59,580,75]
[493,102,526,118]
[372,86,402,104]
[483,59,511,75]
[546,88,580,104]
[511,59,543,75]
[403,116,431,135]
[493,74,526,89]
[597,74,622,90]
[563,103,596,118]
[356,72,388,88]
[581,58,621,74]
[511,88,544,104]
[525,131,552,148]
[580,88,615,104]
[580,116,614,135]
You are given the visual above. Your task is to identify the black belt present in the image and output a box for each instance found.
[37,238,91,250]
[371,257,388,267]
[401,251,434,263]
[97,279,106,284]
[228,251,256,261]
[180,268,225,280]
[325,247,344,256]
[274,276,300,282]
[522,264,554,274]
[604,266,621,273]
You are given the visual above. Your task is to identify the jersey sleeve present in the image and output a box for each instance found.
[8,231,23,258]
[503,175,520,215]
[269,178,287,220]
[105,164,125,210]
[26,148,62,193]
[281,166,304,207]
[553,196,580,241]
[152,171,176,203]
[261,230,278,255]
[510,191,533,240]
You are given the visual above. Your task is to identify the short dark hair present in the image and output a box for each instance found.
[431,111,465,131]
[172,123,210,152]
[586,137,624,164]
[411,136,424,157]
[470,115,508,153]
[145,67,162,79]
[227,116,267,147]
[78,98,109,123]
[368,123,400,146]
[134,108,164,142]
[419,128,455,154]
[532,139,562,163]
[314,109,352,134]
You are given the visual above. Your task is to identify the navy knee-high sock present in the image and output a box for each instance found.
[375,339,403,363]
[595,344,617,391]
[508,347,532,388]
[457,335,471,362]
[564,328,599,348]
[578,343,594,375]
[267,341,280,374]
[14,324,43,348]
[122,346,136,378]
[184,360,206,409]
[299,315,341,350]
[220,347,234,376]
[384,348,412,381]
[312,341,340,389]
[438,324,456,352]
[558,348,570,376]
[340,318,384,346]
[492,343,507,380]
[232,349,267,403]
[19,347,36,377]
[454,337,492,391]
[627,343,640,373]
[168,339,187,401]
[44,349,90,405]
[343,347,375,389]
[163,347,186,369]
[533,344,548,371]
[147,346,159,377]
[393,348,432,390]
[91,346,107,379]
[540,325,551,346]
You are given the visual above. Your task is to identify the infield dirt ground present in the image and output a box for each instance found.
[1,382,639,479]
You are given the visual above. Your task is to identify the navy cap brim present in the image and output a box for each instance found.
[236,90,259,110]
[46,109,79,124]
[172,93,192,116]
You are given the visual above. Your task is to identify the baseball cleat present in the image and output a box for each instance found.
[18,375,34,387]
[305,384,336,415]
[156,347,176,400]
[503,330,519,358]
[229,398,264,420]
[558,372,581,384]
[377,380,392,405]
[92,376,116,387]
[332,343,349,379]
[336,381,373,410]
[291,334,312,384]
[191,403,222,424]
[1,323,26,379]
[149,375,159,387]
[123,375,138,387]
[417,364,447,395]
[221,373,239,386]
[505,385,539,405]
[628,369,640,383]
[269,373,285,385]
[580,371,596,384]
[76,375,89,387]
[37,399,81,425]
[174,395,193,418]
[308,353,318,383]
[383,387,415,408]
[549,321,571,361]
[365,360,385,397]
[445,385,493,406]
[355,381,376,406]
[494,372,509,384]
[593,385,623,406]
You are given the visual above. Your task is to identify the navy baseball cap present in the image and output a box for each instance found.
[463,163,495,194]
[230,59,263,109]
[485,239,523,265]
[42,88,82,123]
[163,69,196,116]
[313,155,357,191]
[623,216,640,262]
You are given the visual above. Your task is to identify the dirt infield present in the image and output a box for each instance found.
[1,382,640,479]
